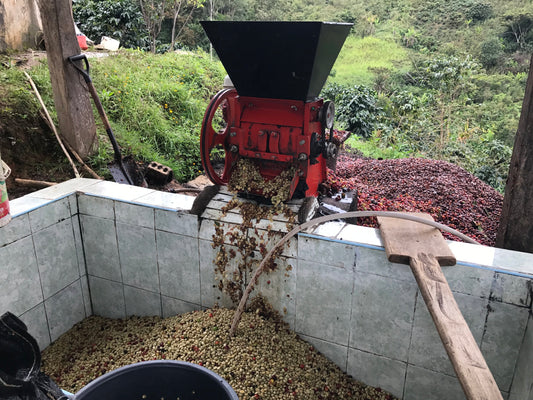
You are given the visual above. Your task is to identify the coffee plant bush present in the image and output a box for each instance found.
[73,0,150,49]
[322,83,382,138]
[479,38,505,69]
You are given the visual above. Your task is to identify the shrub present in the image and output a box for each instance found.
[465,1,493,23]
[72,0,150,49]
[479,38,504,69]
[406,55,481,97]
[472,136,512,192]
[321,83,382,138]
[501,12,533,53]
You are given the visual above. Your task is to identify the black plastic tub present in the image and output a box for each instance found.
[74,360,238,400]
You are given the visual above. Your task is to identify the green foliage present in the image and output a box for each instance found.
[413,0,479,27]
[344,134,411,159]
[334,10,358,28]
[471,136,512,192]
[244,0,289,20]
[85,49,225,181]
[465,1,493,23]
[138,0,167,52]
[0,66,41,121]
[406,55,481,94]
[466,72,524,145]
[322,83,382,138]
[72,0,149,49]
[399,28,438,51]
[0,58,57,126]
[331,35,409,86]
[479,38,504,69]
[501,11,533,52]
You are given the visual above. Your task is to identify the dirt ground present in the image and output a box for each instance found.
[0,108,71,199]
[0,52,76,198]
[0,114,206,200]
[0,50,167,200]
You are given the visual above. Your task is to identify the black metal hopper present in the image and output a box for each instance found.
[201,21,352,101]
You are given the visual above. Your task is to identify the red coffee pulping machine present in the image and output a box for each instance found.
[200,21,352,201]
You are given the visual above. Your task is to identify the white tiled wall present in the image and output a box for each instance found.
[0,192,90,350]
[0,178,532,400]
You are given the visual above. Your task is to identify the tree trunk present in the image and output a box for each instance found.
[36,0,97,159]
[495,55,533,253]
[170,11,178,51]
[170,1,183,52]
[173,8,195,47]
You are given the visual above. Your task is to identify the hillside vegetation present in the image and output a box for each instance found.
[71,0,533,191]
[1,0,531,193]
[0,50,225,185]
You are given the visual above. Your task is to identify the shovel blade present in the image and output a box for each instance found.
[108,155,146,187]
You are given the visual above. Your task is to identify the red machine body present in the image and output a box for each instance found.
[200,21,351,201]
[201,90,331,199]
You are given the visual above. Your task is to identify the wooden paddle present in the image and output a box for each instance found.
[377,213,503,400]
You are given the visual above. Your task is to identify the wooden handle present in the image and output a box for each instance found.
[410,253,503,400]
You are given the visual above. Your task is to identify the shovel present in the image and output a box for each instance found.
[377,213,503,400]
[68,54,145,186]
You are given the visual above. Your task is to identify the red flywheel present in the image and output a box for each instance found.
[200,89,239,185]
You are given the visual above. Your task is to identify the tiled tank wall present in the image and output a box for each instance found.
[0,192,90,350]
[79,193,201,319]
[0,178,532,400]
[294,235,532,400]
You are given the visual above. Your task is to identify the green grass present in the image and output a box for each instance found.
[344,134,412,159]
[81,49,226,181]
[0,60,44,122]
[5,50,227,182]
[329,35,410,86]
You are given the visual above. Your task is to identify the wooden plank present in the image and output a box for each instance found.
[378,213,456,266]
[409,255,503,400]
[36,0,97,159]
[378,213,503,400]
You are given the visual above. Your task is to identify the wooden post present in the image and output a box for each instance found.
[36,0,97,159]
[496,55,533,253]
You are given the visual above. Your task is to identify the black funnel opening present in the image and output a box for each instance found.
[201,21,352,101]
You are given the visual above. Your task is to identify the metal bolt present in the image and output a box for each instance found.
[290,105,298,111]
[299,139,306,146]
[298,153,308,161]
[230,131,237,137]
[230,145,239,153]
[326,142,338,159]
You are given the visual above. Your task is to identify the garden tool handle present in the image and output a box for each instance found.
[68,54,122,164]
[68,54,91,84]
